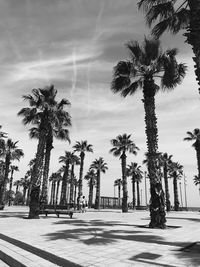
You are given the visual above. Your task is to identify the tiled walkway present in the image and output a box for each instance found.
[0,206,199,266]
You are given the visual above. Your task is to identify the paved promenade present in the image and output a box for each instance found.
[0,206,199,266]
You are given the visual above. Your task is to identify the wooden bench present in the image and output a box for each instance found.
[40,204,74,219]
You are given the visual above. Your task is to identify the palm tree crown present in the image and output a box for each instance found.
[112,38,186,97]
[110,134,139,157]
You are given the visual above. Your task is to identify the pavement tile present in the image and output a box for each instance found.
[0,206,200,267]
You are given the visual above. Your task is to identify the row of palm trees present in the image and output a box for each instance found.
[7,1,200,227]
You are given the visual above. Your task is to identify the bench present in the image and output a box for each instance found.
[40,204,74,219]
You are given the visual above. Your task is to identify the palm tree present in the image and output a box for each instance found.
[18,85,71,218]
[69,154,80,204]
[114,178,122,207]
[49,172,59,206]
[59,151,75,205]
[0,139,24,206]
[169,161,183,211]
[90,157,108,210]
[135,169,143,207]
[8,165,19,206]
[138,0,200,94]
[73,141,93,199]
[111,38,186,227]
[110,134,139,212]
[73,178,79,207]
[14,180,21,194]
[159,153,173,212]
[20,175,30,205]
[54,171,62,206]
[194,175,200,196]
[184,129,200,179]
[127,163,143,209]
[84,169,96,208]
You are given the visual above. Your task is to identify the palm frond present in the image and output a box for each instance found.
[121,80,141,97]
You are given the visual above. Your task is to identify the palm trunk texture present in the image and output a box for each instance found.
[143,80,166,228]
[60,162,69,205]
[185,0,200,94]
[78,152,85,198]
[121,152,128,212]
[163,165,171,212]
[173,176,179,211]
[28,129,46,219]
[95,171,100,209]
[132,176,136,209]
[41,134,53,205]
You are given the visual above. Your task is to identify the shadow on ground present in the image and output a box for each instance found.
[42,218,200,266]
[0,211,28,218]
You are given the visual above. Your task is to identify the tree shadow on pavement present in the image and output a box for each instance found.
[43,219,200,266]
[0,211,28,218]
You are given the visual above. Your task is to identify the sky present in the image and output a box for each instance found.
[0,0,200,207]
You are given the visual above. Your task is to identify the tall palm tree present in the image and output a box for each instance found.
[20,175,30,205]
[69,154,80,204]
[54,171,62,206]
[0,139,24,206]
[49,172,59,206]
[110,134,139,212]
[8,165,19,206]
[159,153,173,212]
[73,141,93,198]
[85,169,96,208]
[138,0,200,94]
[135,168,143,207]
[14,180,21,194]
[90,157,108,210]
[59,151,74,205]
[184,129,200,179]
[111,38,186,227]
[18,85,71,218]
[169,161,183,211]
[194,175,200,196]
[128,163,143,208]
[127,163,143,209]
[114,178,122,207]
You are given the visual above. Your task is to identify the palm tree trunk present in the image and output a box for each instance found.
[41,134,53,205]
[173,176,179,211]
[121,151,128,213]
[118,184,121,207]
[95,171,100,209]
[185,1,200,94]
[28,129,46,219]
[143,80,166,228]
[195,145,200,179]
[55,181,60,206]
[0,154,10,206]
[132,176,136,209]
[52,181,56,206]
[136,181,140,207]
[88,179,93,208]
[60,162,69,205]
[163,165,171,212]
[8,169,14,206]
[50,181,54,205]
[69,164,74,203]
[74,184,77,208]
[78,152,85,198]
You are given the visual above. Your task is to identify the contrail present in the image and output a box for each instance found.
[71,47,77,98]
[86,1,105,114]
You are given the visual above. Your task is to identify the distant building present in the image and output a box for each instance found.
[100,196,122,209]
